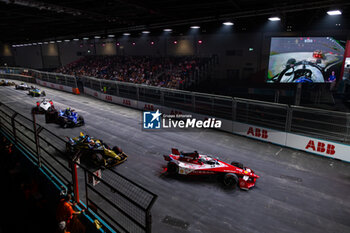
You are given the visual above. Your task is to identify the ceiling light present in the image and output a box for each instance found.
[50,41,55,43]
[108,35,115,38]
[44,42,49,44]
[142,31,150,34]
[268,17,281,21]
[83,37,89,40]
[327,10,342,15]
[191,26,200,29]
[73,38,79,41]
[94,36,101,39]
[123,33,130,36]
[64,39,70,42]
[38,42,43,45]
[163,29,172,32]
[56,40,62,43]
[223,22,234,26]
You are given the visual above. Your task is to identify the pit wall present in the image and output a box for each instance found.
[83,87,350,162]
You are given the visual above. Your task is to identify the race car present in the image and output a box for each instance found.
[57,108,84,128]
[28,87,46,97]
[313,50,324,59]
[164,148,259,190]
[0,80,16,86]
[33,99,55,114]
[15,82,31,90]
[66,132,127,168]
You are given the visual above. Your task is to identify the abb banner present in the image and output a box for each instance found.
[285,133,349,162]
[233,122,287,145]
[84,87,100,99]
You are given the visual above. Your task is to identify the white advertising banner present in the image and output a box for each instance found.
[233,121,287,146]
[286,133,350,162]
[36,79,73,93]
[137,101,163,113]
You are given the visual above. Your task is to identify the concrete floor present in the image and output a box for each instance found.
[1,83,350,233]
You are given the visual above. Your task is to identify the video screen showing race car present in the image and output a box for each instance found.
[267,37,345,83]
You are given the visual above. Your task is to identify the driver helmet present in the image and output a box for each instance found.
[286,58,296,68]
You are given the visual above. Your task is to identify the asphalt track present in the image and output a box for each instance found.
[1,83,350,233]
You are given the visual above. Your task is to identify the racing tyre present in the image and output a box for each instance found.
[66,143,75,154]
[60,120,68,128]
[231,161,244,169]
[223,173,239,188]
[78,116,84,126]
[42,91,46,96]
[112,146,122,154]
[93,153,104,166]
[167,162,178,175]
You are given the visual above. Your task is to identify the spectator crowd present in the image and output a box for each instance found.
[56,55,210,89]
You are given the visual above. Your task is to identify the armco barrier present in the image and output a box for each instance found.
[83,86,350,162]
[0,101,157,233]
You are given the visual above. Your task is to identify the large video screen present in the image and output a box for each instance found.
[267,37,345,83]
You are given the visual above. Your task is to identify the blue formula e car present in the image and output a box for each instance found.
[45,107,84,128]
[58,108,85,128]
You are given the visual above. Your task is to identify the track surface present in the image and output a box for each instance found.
[1,83,350,233]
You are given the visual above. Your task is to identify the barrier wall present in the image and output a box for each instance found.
[36,79,79,94]
[84,87,350,162]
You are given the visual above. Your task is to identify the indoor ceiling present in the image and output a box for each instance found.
[1,0,349,43]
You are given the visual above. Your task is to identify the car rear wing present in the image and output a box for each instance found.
[171,148,180,155]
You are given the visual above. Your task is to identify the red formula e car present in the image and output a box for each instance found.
[164,148,259,190]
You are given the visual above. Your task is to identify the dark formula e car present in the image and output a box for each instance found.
[164,148,259,190]
[32,99,55,114]
[28,87,46,97]
[66,132,127,168]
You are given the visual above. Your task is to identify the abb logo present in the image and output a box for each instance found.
[50,84,55,88]
[59,85,63,90]
[144,104,154,111]
[305,140,335,155]
[93,92,98,97]
[170,110,183,115]
[247,127,268,139]
[105,95,112,101]
[123,99,131,106]
[43,82,47,86]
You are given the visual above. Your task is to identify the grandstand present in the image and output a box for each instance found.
[55,55,217,89]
